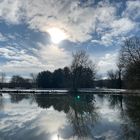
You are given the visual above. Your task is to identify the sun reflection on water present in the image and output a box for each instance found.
[51,133,62,140]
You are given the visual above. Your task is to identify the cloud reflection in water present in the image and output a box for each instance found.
[0,93,140,140]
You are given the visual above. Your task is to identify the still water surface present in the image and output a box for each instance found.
[0,93,140,140]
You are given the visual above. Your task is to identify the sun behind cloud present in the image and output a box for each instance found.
[47,27,67,44]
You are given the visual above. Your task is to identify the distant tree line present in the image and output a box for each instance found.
[36,51,96,89]
[0,37,139,90]
[36,67,71,88]
[0,51,96,90]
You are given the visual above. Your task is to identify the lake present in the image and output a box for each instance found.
[0,93,140,140]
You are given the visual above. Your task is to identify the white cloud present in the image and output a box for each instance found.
[0,46,51,74]
[123,1,140,21]
[0,47,16,58]
[24,0,119,43]
[0,0,118,43]
[0,44,71,74]
[0,0,23,23]
[111,18,135,35]
[97,53,118,75]
[97,17,135,46]
[0,0,139,76]
[25,0,95,42]
[0,0,138,45]
[0,60,53,75]
[95,3,116,23]
[37,43,72,70]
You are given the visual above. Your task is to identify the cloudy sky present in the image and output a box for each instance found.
[0,0,139,78]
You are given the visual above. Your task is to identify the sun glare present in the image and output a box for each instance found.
[47,28,67,44]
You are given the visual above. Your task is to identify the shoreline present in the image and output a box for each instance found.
[0,89,140,94]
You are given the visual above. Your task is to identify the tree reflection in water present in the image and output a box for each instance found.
[34,94,70,113]
[10,94,29,103]
[67,95,98,139]
[105,94,140,140]
[3,93,140,140]
[35,94,98,139]
[107,94,123,110]
[121,95,140,140]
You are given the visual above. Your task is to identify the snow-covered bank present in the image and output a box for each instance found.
[0,88,140,94]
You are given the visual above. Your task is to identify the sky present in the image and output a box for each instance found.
[0,0,140,78]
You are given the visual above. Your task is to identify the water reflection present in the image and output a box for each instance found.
[0,95,4,110]
[107,94,123,110]
[0,93,140,140]
[35,95,70,113]
[67,96,98,139]
[121,95,140,139]
[34,94,98,139]
[10,94,29,103]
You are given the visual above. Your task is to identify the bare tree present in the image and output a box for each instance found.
[119,37,140,67]
[71,50,96,91]
[107,70,118,88]
[117,61,125,89]
[119,37,140,89]
[30,73,37,88]
[71,50,94,70]
[107,70,117,81]
[107,67,124,89]
[9,75,31,89]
